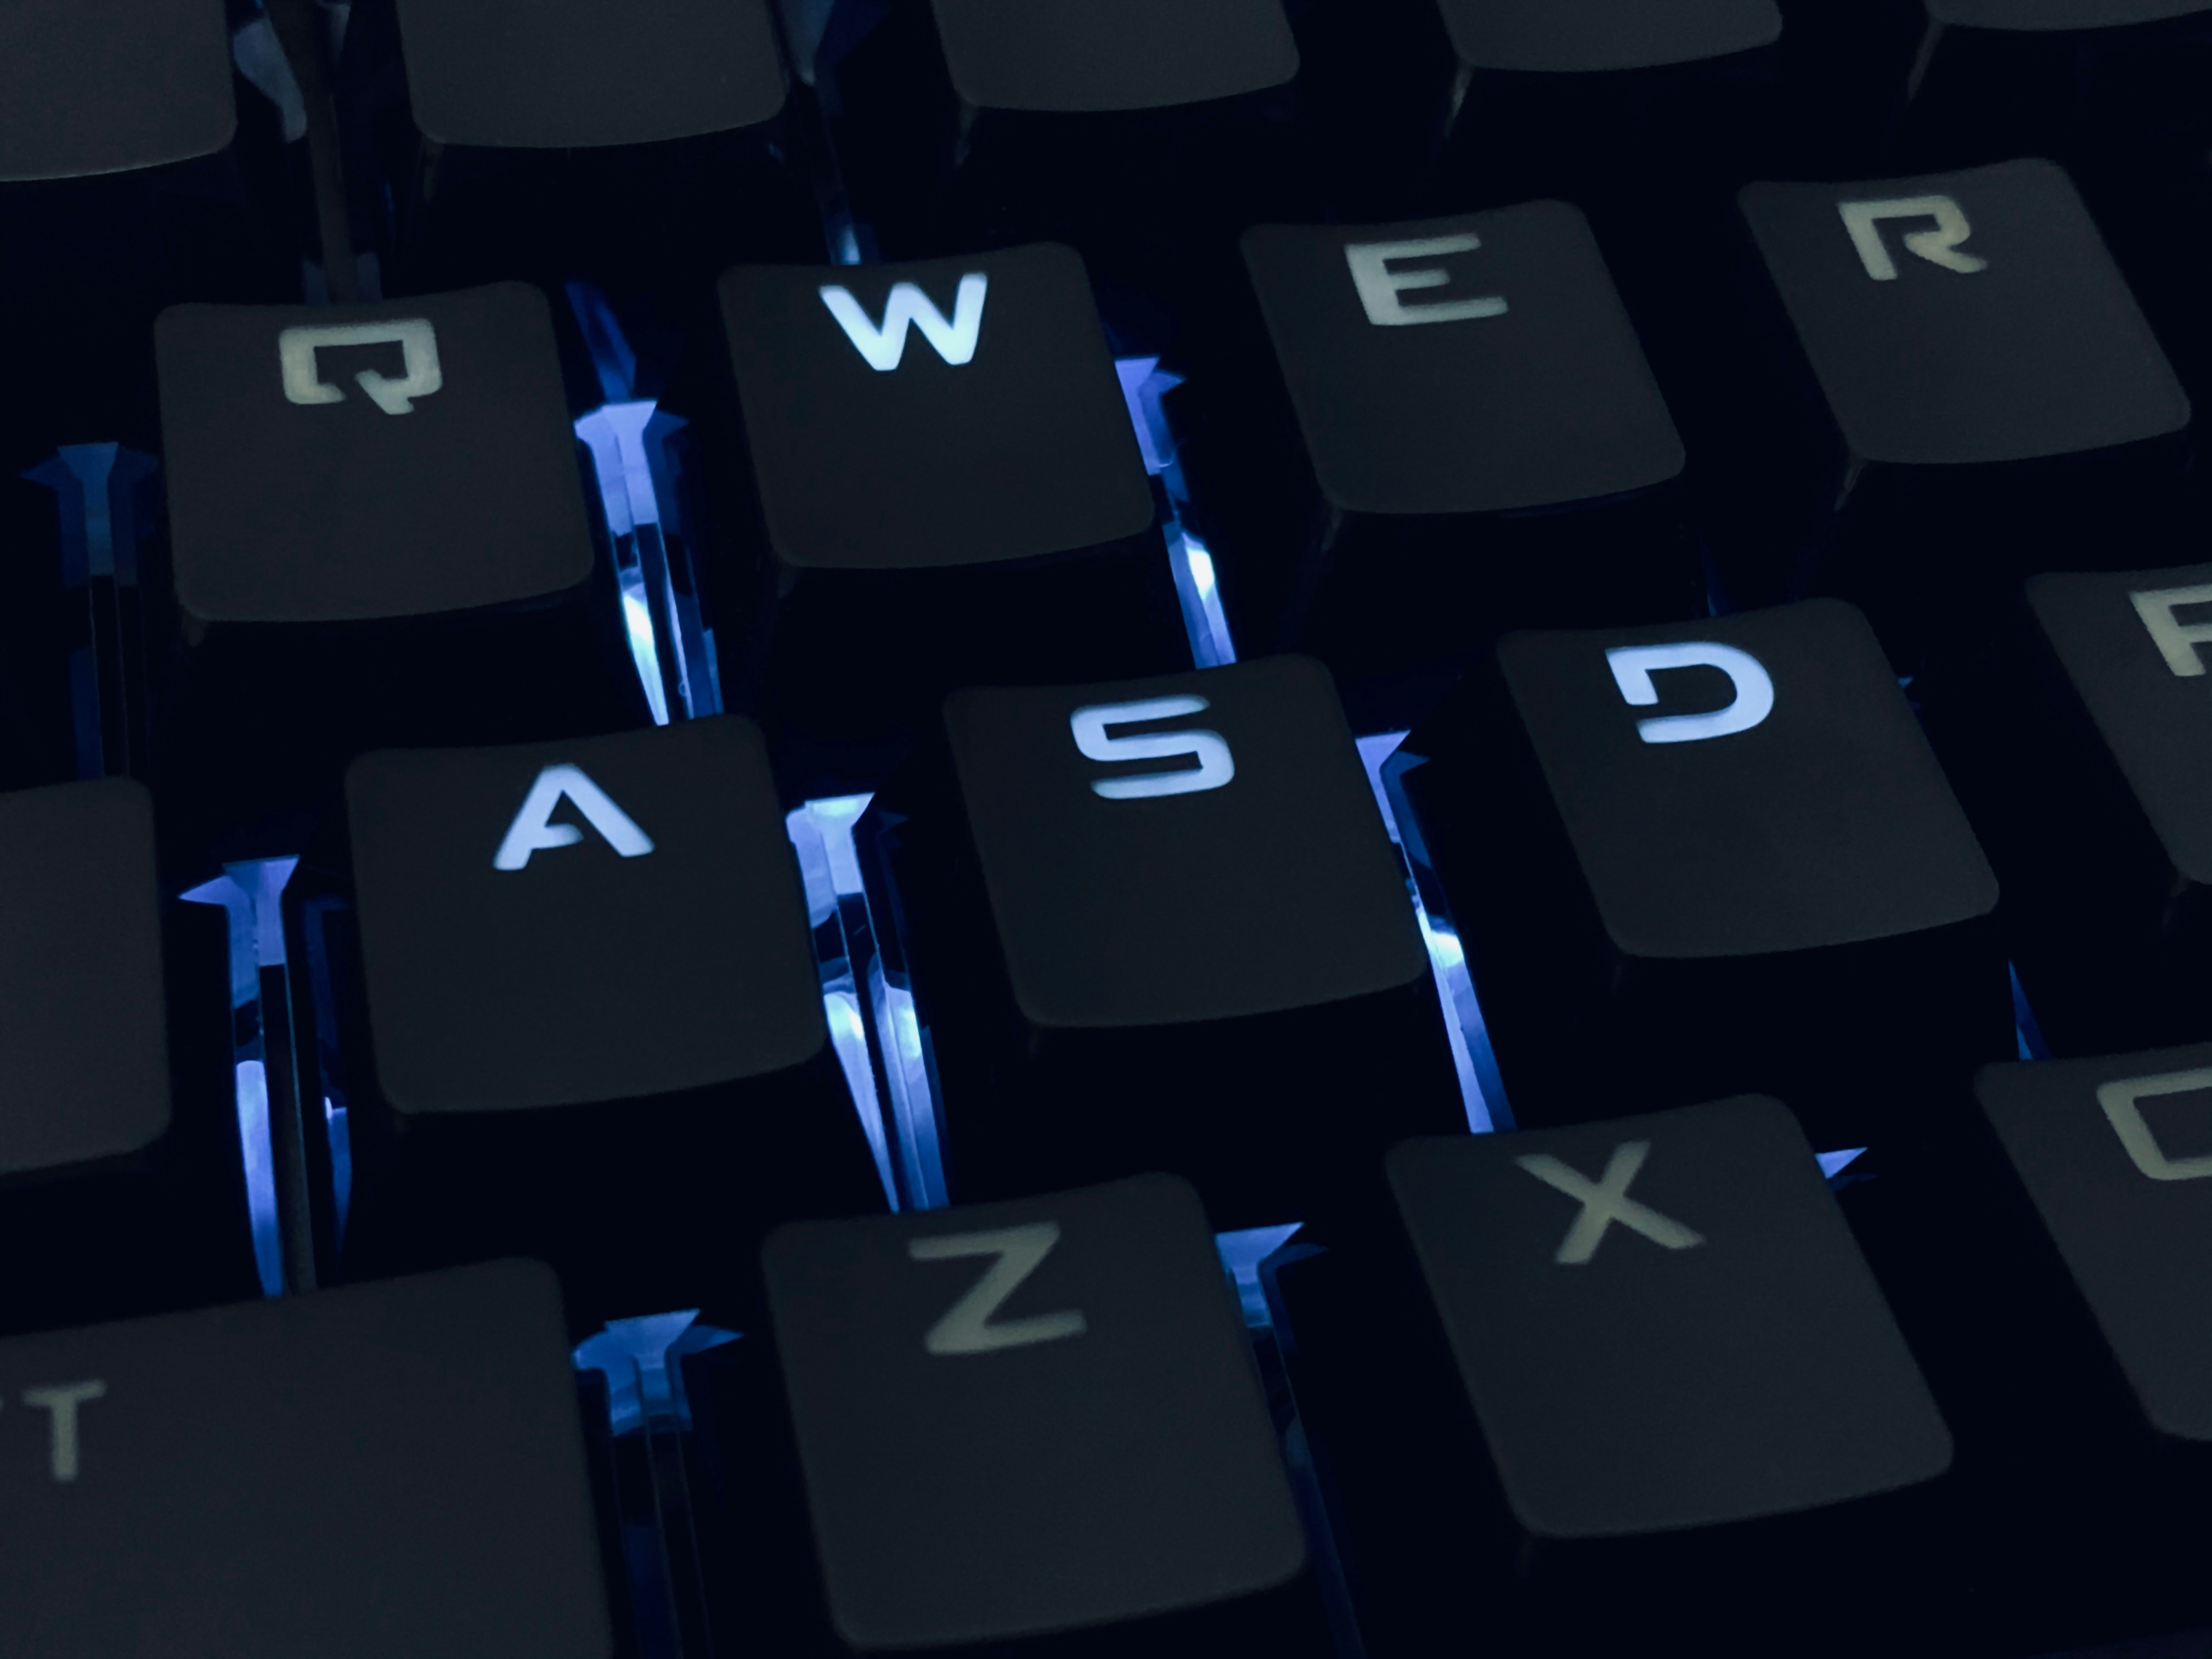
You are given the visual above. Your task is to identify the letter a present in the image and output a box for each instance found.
[819,273,989,371]
[493,764,655,871]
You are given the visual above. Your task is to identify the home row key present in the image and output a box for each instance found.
[862,654,1462,1229]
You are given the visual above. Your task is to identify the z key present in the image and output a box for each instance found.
[860,654,1463,1229]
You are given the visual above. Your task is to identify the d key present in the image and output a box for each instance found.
[324,716,884,1329]
[724,1173,1327,1656]
[1395,599,2010,1144]
[860,654,1463,1227]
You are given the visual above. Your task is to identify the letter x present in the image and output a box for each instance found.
[1515,1141,1704,1265]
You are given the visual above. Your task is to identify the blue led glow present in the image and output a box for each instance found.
[180,856,301,1296]
[2010,962,2052,1061]
[1114,355,1237,669]
[1356,732,1505,1132]
[1815,1147,1867,1179]
[573,1311,739,1436]
[324,1096,352,1242]
[1215,1224,1303,1328]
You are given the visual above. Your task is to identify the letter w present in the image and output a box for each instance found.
[493,764,655,871]
[819,273,989,371]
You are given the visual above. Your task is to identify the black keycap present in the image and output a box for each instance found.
[323,716,883,1329]
[1960,1046,2212,1641]
[1395,599,2010,1144]
[0,778,255,1336]
[154,283,647,861]
[0,1259,618,1659]
[704,244,1183,785]
[1272,1097,1953,1657]
[1720,159,2191,663]
[861,654,1463,1227]
[816,0,1306,345]
[736,1173,1327,1656]
[338,0,820,319]
[0,0,300,463]
[1926,562,2212,1054]
[1182,202,1695,726]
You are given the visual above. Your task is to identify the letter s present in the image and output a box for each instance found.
[1069,695,1235,799]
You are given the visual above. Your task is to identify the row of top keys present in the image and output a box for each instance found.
[16,1044,2212,1658]
[8,153,2194,820]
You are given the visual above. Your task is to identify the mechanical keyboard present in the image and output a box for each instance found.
[9,1,2212,1655]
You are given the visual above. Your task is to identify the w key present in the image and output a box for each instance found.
[732,1173,1328,1656]
[862,654,1463,1227]
[0,1259,616,1659]
[330,716,884,1328]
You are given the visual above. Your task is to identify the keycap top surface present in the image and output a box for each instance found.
[764,1173,1305,1647]
[0,1260,613,1659]
[1927,0,2212,27]
[396,0,787,148]
[1741,159,2188,466]
[944,654,1428,1027]
[0,780,172,1179]
[348,717,826,1115]
[1242,204,1684,516]
[930,0,1299,111]
[1390,1096,1952,1538]
[159,284,596,623]
[0,0,235,182]
[1981,1046,2212,1442]
[1434,0,1780,72]
[721,245,1154,572]
[1499,599,1997,958]
[2028,566,2212,886]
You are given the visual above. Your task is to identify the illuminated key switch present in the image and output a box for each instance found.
[859,654,1463,1228]
[154,283,648,864]
[689,1174,1329,1657]
[1395,599,2010,1144]
[338,0,820,307]
[1723,160,2191,664]
[1269,1097,1953,1656]
[706,244,1185,788]
[0,779,255,1338]
[324,716,884,1330]
[0,1261,618,1659]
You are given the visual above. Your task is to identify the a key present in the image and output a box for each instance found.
[0,778,254,1338]
[703,244,1184,788]
[0,0,301,465]
[0,1259,618,1659]
[817,0,1305,347]
[708,1173,1328,1656]
[1181,202,1695,727]
[1718,159,2191,665]
[1963,1047,2212,1643]
[1926,563,2212,1054]
[338,0,820,321]
[860,654,1463,1228]
[1393,599,2010,1145]
[320,716,884,1330]
[1271,1097,1954,1656]
[153,283,648,864]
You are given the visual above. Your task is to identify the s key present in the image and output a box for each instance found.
[708,244,1183,786]
[861,654,1463,1228]
[155,283,648,864]
[0,1260,616,1659]
[1276,1097,1950,1656]
[1188,202,1694,725]
[733,1174,1327,1657]
[1395,599,2009,1145]
[325,716,884,1330]
[1726,160,2190,665]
